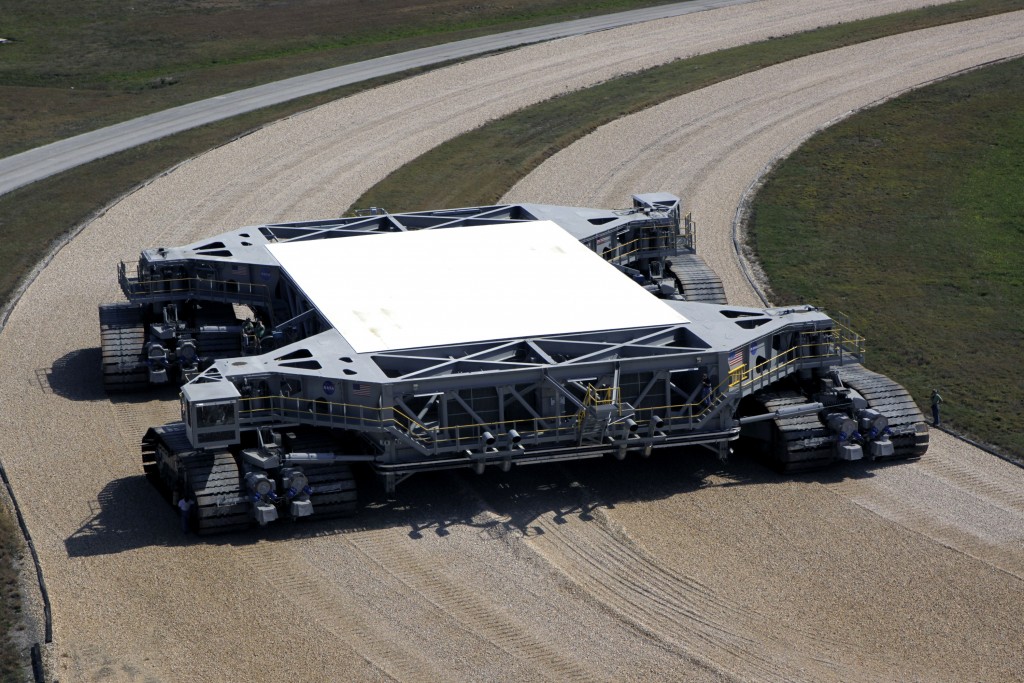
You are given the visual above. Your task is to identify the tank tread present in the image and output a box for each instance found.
[148,422,192,452]
[666,252,727,304]
[835,364,929,460]
[278,432,359,518]
[99,302,148,391]
[306,463,358,519]
[195,332,241,355]
[99,301,145,326]
[764,393,834,473]
[180,451,251,535]
[141,424,193,493]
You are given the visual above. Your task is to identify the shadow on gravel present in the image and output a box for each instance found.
[65,475,181,557]
[65,448,889,557]
[106,384,181,405]
[35,347,106,401]
[38,346,181,404]
[466,448,882,537]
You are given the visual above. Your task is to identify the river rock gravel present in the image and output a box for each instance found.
[1,1,1021,681]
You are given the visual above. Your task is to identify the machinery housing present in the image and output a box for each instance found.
[100,194,929,533]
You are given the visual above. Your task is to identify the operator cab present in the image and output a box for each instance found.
[182,380,241,449]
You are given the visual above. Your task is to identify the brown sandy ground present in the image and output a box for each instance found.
[2,1,1021,681]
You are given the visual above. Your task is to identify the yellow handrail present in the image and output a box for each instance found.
[125,268,271,300]
[232,336,849,449]
[584,384,616,406]
[598,229,677,263]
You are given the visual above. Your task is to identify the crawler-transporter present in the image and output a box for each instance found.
[99,194,928,533]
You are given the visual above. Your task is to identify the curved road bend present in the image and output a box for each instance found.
[0,0,753,197]
[2,1,1017,681]
[507,11,1024,681]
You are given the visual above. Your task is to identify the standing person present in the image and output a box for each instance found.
[254,318,266,351]
[242,319,255,353]
[930,389,943,427]
[701,373,713,409]
[178,495,194,534]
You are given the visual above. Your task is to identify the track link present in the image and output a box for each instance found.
[835,363,929,460]
[666,251,727,304]
[307,463,358,519]
[282,430,359,519]
[180,450,251,535]
[763,392,834,473]
[99,302,148,391]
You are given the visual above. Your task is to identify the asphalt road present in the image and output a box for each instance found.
[0,0,751,198]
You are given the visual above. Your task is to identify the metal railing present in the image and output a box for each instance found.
[728,328,860,391]
[830,316,866,359]
[234,376,758,457]
[119,261,272,307]
[237,394,585,455]
[600,227,678,265]
[584,384,617,407]
[680,211,696,251]
[230,331,852,455]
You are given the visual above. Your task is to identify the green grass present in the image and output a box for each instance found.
[0,511,25,680]
[0,0,679,157]
[0,67,452,316]
[353,0,1022,211]
[747,57,1024,460]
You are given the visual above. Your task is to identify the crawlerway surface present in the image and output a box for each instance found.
[1,1,1022,681]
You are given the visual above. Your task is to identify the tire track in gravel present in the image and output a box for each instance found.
[345,531,598,683]
[524,508,847,682]
[505,11,1024,682]
[826,431,1024,580]
[473,463,857,682]
[920,446,1024,514]
[230,540,426,682]
[110,394,180,453]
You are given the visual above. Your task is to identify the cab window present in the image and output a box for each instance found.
[196,402,235,428]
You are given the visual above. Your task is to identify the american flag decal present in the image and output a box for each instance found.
[351,383,372,397]
[728,348,744,370]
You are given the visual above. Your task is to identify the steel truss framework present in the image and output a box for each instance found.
[370,323,709,380]
[256,194,683,246]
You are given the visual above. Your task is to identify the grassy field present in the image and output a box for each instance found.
[0,0,680,318]
[353,0,1021,210]
[0,0,678,158]
[0,509,25,681]
[0,67,441,320]
[747,57,1024,460]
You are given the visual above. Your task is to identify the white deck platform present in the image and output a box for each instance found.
[268,221,687,353]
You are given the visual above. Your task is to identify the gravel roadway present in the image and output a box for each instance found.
[1,1,1022,681]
